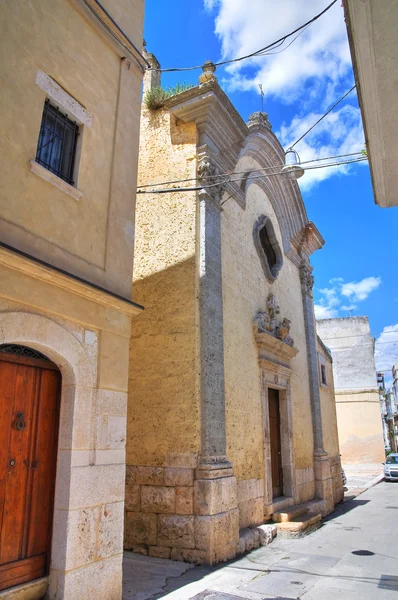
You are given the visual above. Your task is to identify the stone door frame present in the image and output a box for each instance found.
[260,358,297,516]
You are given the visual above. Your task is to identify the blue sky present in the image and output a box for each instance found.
[143,0,398,382]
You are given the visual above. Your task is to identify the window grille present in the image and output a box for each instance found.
[0,344,50,361]
[35,99,79,185]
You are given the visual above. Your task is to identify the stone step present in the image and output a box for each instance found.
[237,524,277,555]
[272,503,308,523]
[276,512,322,538]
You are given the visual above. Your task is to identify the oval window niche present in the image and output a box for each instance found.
[253,214,283,282]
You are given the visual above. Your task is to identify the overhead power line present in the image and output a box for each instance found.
[152,0,338,72]
[137,151,365,190]
[291,85,357,148]
[136,156,368,195]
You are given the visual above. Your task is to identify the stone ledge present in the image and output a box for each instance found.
[276,512,321,533]
[30,160,83,202]
[0,577,48,600]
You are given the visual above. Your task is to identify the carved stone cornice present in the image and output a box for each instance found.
[255,332,299,367]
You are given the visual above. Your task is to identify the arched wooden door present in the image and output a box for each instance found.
[0,345,61,592]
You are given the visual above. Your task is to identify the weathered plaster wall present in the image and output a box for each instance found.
[221,155,315,515]
[335,393,385,463]
[0,0,144,297]
[127,108,200,467]
[317,317,385,464]
[317,339,343,504]
[317,341,340,458]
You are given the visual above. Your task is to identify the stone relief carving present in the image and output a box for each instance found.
[197,155,226,202]
[299,262,315,297]
[254,293,294,346]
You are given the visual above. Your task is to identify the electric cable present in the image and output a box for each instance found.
[137,151,365,189]
[152,0,338,72]
[136,156,367,194]
[291,85,357,148]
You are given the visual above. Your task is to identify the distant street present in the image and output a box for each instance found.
[124,482,398,600]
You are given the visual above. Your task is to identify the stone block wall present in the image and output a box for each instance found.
[124,461,240,563]
[125,463,198,561]
[330,454,344,504]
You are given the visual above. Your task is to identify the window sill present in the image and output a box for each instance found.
[29,160,83,201]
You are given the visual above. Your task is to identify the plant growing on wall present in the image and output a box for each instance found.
[144,83,195,110]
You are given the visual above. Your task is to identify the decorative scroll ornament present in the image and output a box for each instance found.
[299,262,315,297]
[254,292,294,346]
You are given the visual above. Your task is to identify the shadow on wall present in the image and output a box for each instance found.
[128,256,200,468]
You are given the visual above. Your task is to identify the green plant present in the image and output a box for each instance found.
[144,82,195,111]
[144,87,168,110]
[166,82,195,96]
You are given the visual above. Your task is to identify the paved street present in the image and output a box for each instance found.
[123,481,398,600]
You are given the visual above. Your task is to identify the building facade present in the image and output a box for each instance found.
[124,62,343,564]
[0,1,145,598]
[344,0,398,208]
[317,317,385,466]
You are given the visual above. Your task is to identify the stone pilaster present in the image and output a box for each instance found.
[195,150,239,563]
[299,260,333,506]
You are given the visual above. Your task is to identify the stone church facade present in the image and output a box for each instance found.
[124,61,343,564]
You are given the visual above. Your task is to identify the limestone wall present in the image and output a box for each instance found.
[127,108,199,467]
[125,108,203,556]
[221,155,315,522]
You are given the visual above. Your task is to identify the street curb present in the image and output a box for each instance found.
[344,473,384,501]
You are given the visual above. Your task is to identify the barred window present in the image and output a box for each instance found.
[36,99,79,186]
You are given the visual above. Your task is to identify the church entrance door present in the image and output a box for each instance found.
[269,388,283,498]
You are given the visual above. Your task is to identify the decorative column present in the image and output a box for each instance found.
[300,260,333,512]
[193,150,239,563]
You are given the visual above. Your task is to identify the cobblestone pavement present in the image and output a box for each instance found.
[123,481,397,600]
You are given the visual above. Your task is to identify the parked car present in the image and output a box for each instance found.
[384,453,398,481]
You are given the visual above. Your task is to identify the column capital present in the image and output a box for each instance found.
[299,261,315,297]
[197,153,226,205]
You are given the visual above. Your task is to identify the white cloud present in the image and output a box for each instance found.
[204,0,218,10]
[277,104,365,190]
[314,304,338,320]
[205,0,365,188]
[315,276,381,320]
[341,304,358,312]
[375,325,398,384]
[341,276,381,302]
[210,0,351,100]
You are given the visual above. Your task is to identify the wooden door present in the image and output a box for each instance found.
[0,348,61,592]
[268,388,283,498]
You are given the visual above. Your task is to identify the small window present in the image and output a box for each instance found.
[36,99,79,186]
[321,364,327,386]
[259,225,277,271]
[253,214,283,282]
